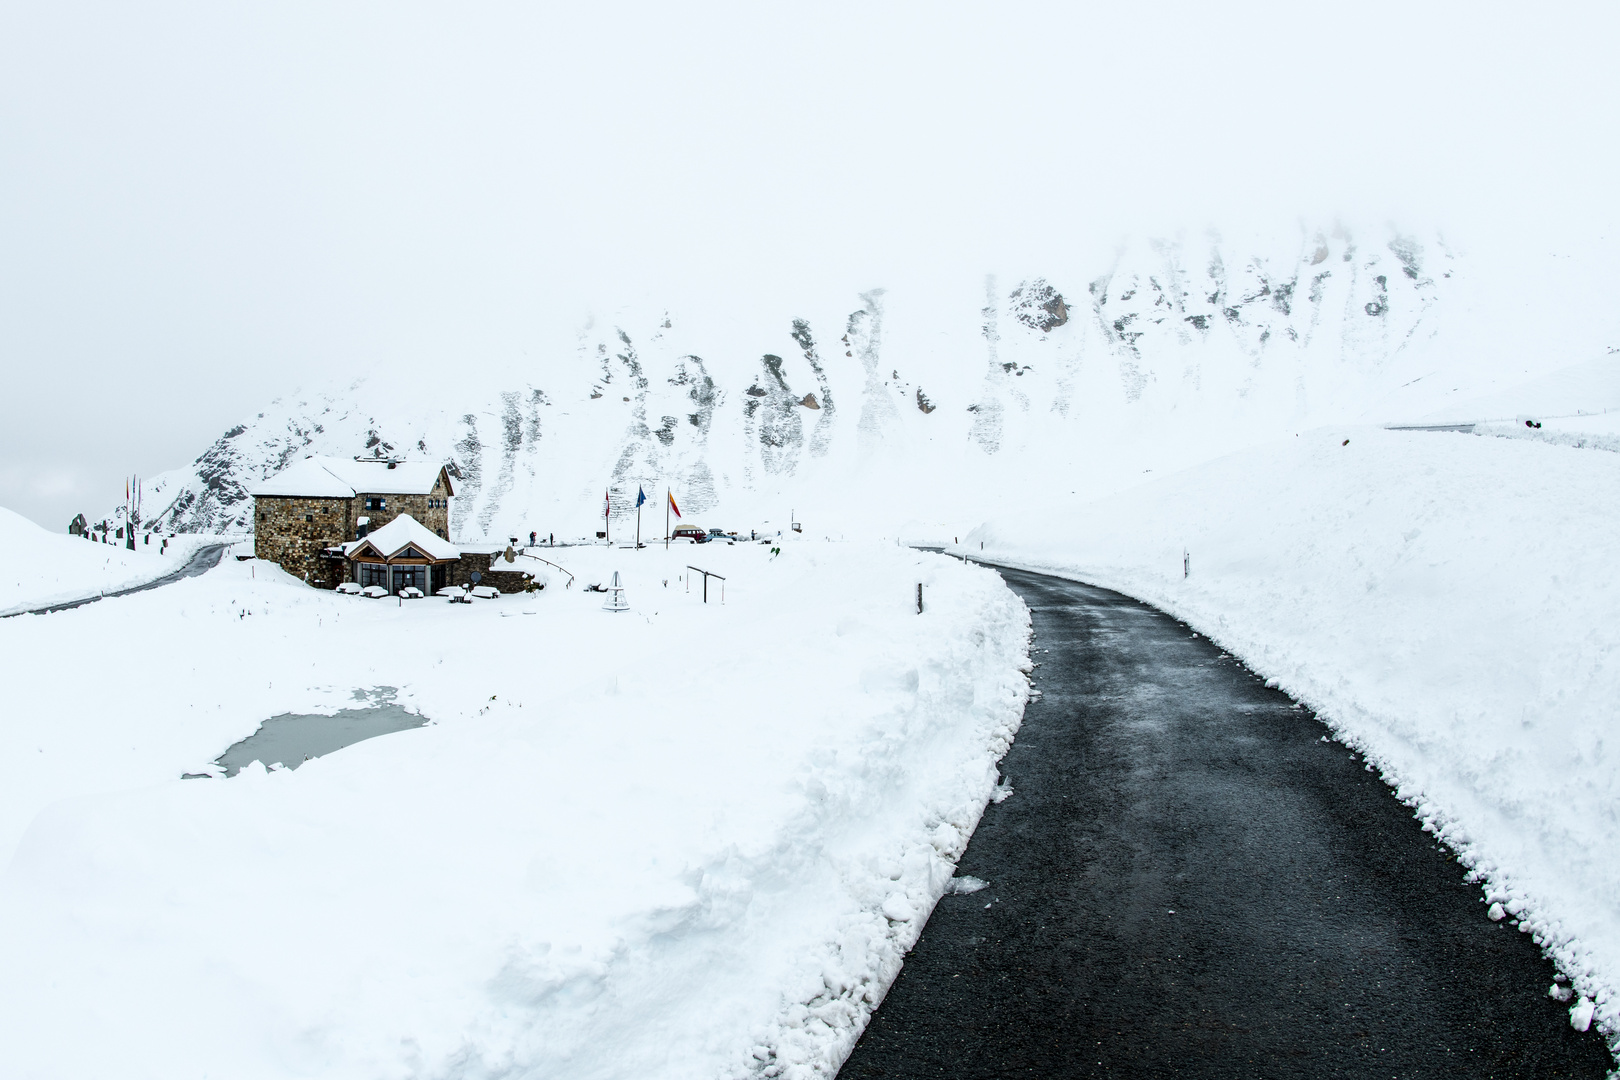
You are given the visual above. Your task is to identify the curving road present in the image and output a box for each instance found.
[839,567,1611,1079]
[3,543,228,618]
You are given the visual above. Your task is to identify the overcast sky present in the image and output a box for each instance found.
[3,0,1618,529]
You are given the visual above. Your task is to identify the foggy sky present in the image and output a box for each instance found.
[3,0,1618,529]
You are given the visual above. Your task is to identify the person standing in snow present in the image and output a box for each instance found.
[529,530,536,547]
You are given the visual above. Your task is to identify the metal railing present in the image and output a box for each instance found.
[686,566,725,603]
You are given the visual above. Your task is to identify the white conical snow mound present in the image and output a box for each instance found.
[601,571,628,612]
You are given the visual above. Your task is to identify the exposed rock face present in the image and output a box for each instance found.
[791,318,836,456]
[745,354,805,476]
[1010,278,1068,332]
[850,289,900,458]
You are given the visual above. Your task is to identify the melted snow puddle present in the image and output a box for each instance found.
[183,687,428,779]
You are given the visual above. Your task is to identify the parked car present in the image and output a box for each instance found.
[671,525,706,542]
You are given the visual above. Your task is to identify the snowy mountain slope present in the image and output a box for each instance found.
[122,226,1460,542]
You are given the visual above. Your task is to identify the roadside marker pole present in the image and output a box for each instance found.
[917,583,924,614]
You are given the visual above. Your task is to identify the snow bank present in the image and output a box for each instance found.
[0,540,1029,1079]
[954,426,1620,1053]
[0,506,193,615]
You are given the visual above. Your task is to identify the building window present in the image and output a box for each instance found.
[358,563,387,588]
[305,514,314,523]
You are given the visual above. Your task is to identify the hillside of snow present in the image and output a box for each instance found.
[121,226,1472,542]
[0,507,199,615]
[0,541,1029,1080]
[953,355,1620,1050]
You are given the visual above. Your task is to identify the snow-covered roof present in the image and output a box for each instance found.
[251,457,358,498]
[251,456,453,498]
[342,514,460,562]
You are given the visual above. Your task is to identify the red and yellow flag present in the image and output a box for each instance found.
[668,491,681,518]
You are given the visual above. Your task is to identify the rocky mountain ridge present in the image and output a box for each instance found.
[115,226,1454,540]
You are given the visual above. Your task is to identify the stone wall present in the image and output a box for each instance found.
[451,550,534,594]
[351,475,452,539]
[253,496,354,589]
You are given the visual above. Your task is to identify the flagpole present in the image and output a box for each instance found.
[665,488,670,550]
[605,489,610,544]
[636,501,641,549]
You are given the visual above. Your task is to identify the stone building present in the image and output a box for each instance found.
[251,456,455,588]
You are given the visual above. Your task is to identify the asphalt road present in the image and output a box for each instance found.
[839,567,1611,1079]
[3,542,228,618]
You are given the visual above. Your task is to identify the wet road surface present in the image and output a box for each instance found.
[3,543,227,618]
[839,567,1611,1079]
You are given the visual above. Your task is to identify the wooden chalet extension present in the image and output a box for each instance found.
[342,514,460,595]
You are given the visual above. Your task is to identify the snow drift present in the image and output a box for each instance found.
[955,414,1620,1052]
[0,541,1029,1079]
[0,506,204,615]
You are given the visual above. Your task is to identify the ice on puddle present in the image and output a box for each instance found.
[1570,997,1595,1032]
[945,875,988,896]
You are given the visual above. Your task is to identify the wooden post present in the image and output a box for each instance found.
[917,583,924,614]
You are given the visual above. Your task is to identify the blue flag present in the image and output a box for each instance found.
[636,486,647,508]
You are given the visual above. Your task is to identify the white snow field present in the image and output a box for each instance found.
[0,506,224,615]
[954,420,1620,1049]
[0,540,1030,1080]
